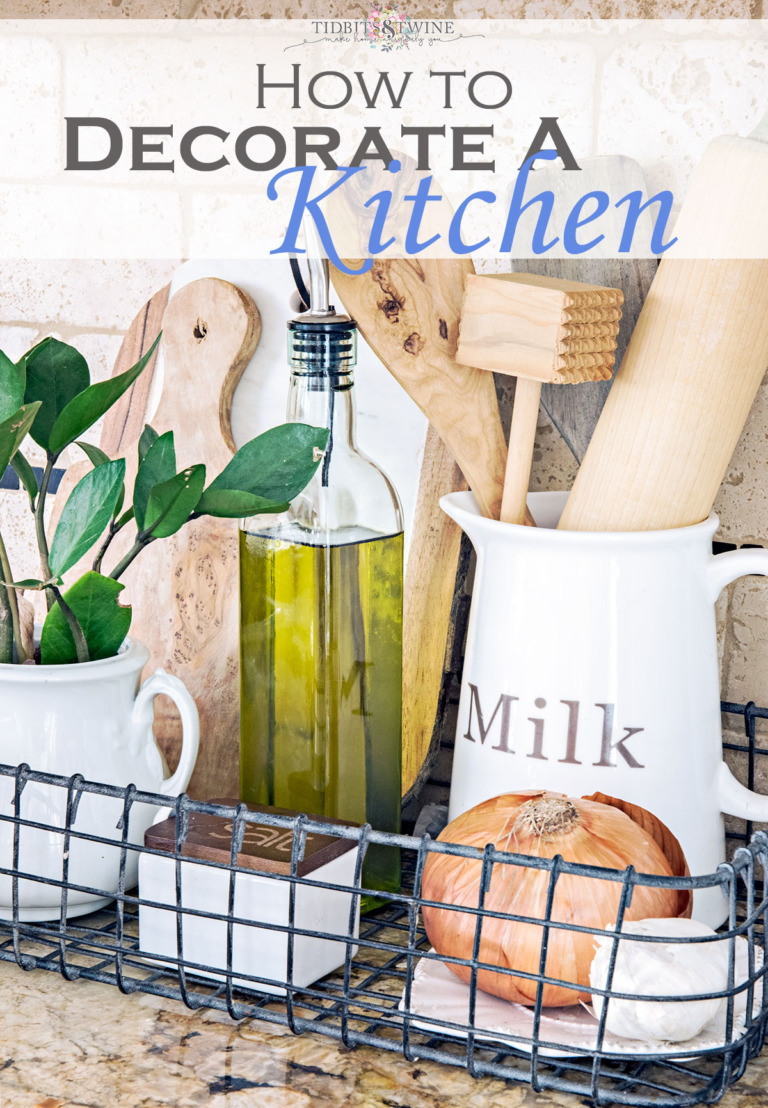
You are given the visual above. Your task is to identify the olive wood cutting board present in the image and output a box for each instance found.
[51,278,261,799]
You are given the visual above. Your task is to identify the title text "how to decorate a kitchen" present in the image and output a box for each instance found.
[64,64,678,269]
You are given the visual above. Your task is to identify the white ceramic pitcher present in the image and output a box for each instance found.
[442,490,768,926]
[0,639,199,921]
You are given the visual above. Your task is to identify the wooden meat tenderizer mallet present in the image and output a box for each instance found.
[457,273,623,524]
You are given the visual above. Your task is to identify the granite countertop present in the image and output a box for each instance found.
[1,959,767,1108]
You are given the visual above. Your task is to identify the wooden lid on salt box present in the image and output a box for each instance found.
[144,798,358,877]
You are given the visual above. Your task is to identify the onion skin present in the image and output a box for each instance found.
[421,791,686,1008]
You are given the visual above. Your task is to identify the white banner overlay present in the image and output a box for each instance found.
[0,19,766,259]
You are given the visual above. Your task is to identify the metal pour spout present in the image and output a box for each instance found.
[305,219,336,319]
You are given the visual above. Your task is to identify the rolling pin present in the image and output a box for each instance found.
[559,115,768,532]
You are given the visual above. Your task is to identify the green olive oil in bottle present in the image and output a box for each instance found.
[239,256,403,903]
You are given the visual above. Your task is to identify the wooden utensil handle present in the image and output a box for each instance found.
[501,377,542,525]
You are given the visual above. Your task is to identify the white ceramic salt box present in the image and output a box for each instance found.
[139,799,360,995]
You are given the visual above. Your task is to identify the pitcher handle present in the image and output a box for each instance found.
[708,549,768,821]
[131,668,200,798]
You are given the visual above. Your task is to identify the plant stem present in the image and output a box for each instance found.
[49,585,90,664]
[109,537,151,582]
[0,556,14,665]
[36,454,56,612]
[93,516,130,574]
[0,528,26,663]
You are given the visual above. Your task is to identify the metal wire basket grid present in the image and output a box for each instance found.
[0,702,764,1108]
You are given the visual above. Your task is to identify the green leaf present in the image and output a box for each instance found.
[24,338,90,451]
[9,578,44,589]
[49,459,126,577]
[0,349,26,423]
[11,451,38,509]
[0,402,42,477]
[115,505,135,529]
[144,465,206,539]
[200,424,329,510]
[76,440,111,468]
[133,430,176,532]
[48,334,160,456]
[138,423,158,463]
[112,481,125,522]
[75,439,125,522]
[40,572,131,666]
[197,488,290,519]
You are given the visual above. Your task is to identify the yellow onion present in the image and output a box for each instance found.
[421,791,690,1008]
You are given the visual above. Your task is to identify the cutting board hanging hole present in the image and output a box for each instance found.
[193,319,208,342]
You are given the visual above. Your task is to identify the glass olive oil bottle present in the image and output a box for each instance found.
[239,258,403,901]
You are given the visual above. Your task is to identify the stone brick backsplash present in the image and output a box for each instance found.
[2,0,763,17]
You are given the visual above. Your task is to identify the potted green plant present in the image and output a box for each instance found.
[0,334,328,920]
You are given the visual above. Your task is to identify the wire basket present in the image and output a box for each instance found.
[0,703,765,1108]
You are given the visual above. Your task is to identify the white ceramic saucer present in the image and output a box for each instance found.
[398,942,763,1059]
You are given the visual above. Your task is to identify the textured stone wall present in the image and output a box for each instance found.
[0,0,763,17]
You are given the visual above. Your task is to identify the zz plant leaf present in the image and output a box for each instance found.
[0,403,42,477]
[138,423,158,463]
[143,465,206,539]
[47,335,160,456]
[49,459,126,578]
[197,424,329,514]
[76,441,111,468]
[133,429,176,532]
[40,572,131,666]
[0,350,26,423]
[11,453,37,509]
[24,338,90,450]
[195,488,290,519]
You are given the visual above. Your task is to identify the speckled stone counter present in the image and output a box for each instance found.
[1,960,767,1108]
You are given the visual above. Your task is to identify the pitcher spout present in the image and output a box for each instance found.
[440,490,570,546]
[440,490,487,545]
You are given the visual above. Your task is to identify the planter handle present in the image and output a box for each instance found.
[131,668,200,798]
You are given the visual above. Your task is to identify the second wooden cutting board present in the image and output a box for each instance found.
[97,278,261,798]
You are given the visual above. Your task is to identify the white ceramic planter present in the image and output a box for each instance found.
[0,639,199,921]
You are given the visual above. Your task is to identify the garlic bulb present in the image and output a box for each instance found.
[590,918,728,1042]
[421,791,686,1008]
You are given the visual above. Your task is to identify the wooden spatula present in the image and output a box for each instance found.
[331,258,509,521]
